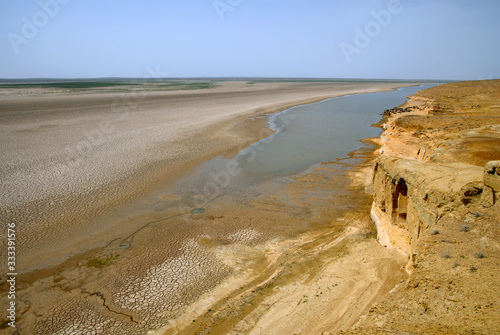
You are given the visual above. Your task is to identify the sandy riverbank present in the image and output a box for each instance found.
[154,147,409,335]
[0,80,418,334]
[171,80,500,335]
[0,80,414,272]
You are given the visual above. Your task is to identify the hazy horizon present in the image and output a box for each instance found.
[1,0,499,81]
[0,76,453,82]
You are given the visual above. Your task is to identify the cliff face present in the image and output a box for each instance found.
[371,158,484,255]
[340,80,500,334]
[370,81,500,265]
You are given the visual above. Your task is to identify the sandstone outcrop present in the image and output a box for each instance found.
[339,80,500,334]
[370,81,500,266]
[371,157,484,259]
[483,160,500,206]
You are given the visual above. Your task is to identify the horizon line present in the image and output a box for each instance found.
[0,76,459,83]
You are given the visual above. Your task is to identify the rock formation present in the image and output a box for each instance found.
[340,80,500,334]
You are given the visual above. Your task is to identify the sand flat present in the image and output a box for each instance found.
[0,80,418,334]
[0,80,413,272]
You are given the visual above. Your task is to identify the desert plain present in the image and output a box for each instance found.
[0,79,499,334]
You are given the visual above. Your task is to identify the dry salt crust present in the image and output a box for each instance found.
[0,81,416,334]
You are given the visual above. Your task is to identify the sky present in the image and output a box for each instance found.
[0,0,499,80]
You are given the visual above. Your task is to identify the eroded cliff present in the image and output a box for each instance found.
[340,80,500,334]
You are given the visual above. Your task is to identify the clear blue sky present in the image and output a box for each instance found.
[1,0,499,80]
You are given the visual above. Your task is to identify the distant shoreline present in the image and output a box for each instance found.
[0,77,452,87]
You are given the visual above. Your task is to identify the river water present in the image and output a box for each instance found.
[166,84,436,211]
[106,84,436,228]
[238,85,434,180]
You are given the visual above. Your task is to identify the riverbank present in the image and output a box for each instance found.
[0,80,419,333]
[3,77,496,333]
[0,80,414,273]
[151,86,435,335]
[339,80,500,334]
[157,147,409,335]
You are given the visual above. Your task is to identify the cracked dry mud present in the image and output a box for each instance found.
[7,155,379,334]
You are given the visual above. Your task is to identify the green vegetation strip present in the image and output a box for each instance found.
[0,81,215,90]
